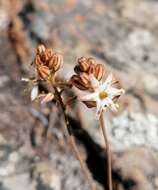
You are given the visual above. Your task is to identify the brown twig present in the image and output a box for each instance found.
[52,85,96,190]
[99,112,112,190]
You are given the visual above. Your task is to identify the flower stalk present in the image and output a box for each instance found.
[52,83,96,190]
[99,112,112,190]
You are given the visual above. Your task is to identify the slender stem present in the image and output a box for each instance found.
[99,112,112,190]
[53,86,96,190]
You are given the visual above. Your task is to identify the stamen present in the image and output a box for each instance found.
[99,91,108,100]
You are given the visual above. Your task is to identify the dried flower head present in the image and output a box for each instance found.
[71,73,90,90]
[71,57,105,90]
[78,57,89,72]
[33,45,63,80]
[95,64,105,81]
[48,52,63,72]
[37,65,50,80]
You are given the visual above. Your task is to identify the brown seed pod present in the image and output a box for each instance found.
[49,52,63,72]
[36,45,46,55]
[78,57,87,64]
[74,65,82,74]
[87,57,96,66]
[37,65,50,80]
[79,73,90,87]
[87,64,96,75]
[95,64,105,81]
[46,48,54,59]
[34,55,43,66]
[71,75,89,90]
[78,57,89,72]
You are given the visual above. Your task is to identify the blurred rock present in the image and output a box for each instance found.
[113,147,158,190]
[109,111,158,151]
[0,0,158,189]
[120,0,158,28]
[2,173,35,190]
[33,162,61,190]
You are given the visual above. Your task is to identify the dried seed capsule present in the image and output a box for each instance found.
[95,64,105,81]
[46,48,54,59]
[71,75,89,90]
[49,52,63,72]
[87,57,96,66]
[37,65,50,80]
[78,57,87,64]
[79,73,90,87]
[43,48,54,64]
[36,45,46,55]
[87,64,95,75]
[34,55,43,66]
[78,57,89,71]
[74,65,82,74]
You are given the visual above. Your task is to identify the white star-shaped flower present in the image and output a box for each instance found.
[79,73,125,120]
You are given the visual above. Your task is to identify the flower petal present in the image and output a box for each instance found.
[106,98,118,112]
[31,85,39,101]
[79,92,98,101]
[41,93,54,104]
[95,100,102,120]
[21,77,30,82]
[101,73,113,90]
[89,74,100,90]
[107,87,125,97]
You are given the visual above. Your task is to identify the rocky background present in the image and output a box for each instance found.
[0,0,158,189]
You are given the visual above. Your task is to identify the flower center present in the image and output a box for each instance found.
[99,91,108,100]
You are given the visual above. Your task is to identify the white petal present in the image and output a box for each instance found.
[101,73,113,90]
[106,98,118,112]
[107,87,125,97]
[95,100,102,120]
[31,85,39,101]
[89,74,100,90]
[21,77,30,82]
[41,93,54,104]
[101,98,109,107]
[79,92,98,101]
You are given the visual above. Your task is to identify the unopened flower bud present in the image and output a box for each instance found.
[78,57,89,71]
[49,53,63,72]
[95,64,105,81]
[37,65,50,80]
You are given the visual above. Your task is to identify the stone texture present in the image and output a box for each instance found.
[113,147,158,190]
[0,0,158,189]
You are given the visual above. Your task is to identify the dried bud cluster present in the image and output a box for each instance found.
[34,45,63,80]
[71,57,105,90]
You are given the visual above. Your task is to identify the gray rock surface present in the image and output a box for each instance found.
[109,112,158,151]
[0,0,158,189]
